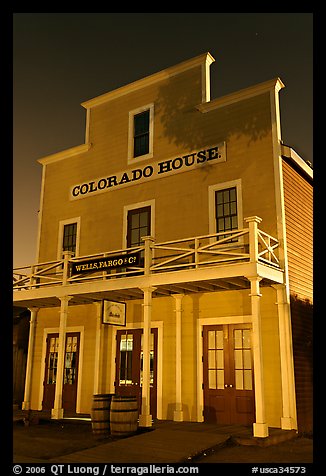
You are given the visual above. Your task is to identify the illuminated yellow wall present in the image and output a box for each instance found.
[31,55,284,428]
[38,60,278,263]
[30,304,98,414]
[29,286,282,427]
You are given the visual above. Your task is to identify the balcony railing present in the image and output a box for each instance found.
[13,216,281,292]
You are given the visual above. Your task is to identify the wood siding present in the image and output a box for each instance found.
[282,159,313,434]
[38,77,279,263]
[26,56,300,430]
[290,296,313,434]
[282,159,313,302]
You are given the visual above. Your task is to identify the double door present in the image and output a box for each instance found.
[203,324,255,425]
[115,328,158,418]
[42,332,80,412]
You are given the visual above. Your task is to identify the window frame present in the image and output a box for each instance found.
[127,104,154,164]
[57,217,81,259]
[126,206,152,249]
[208,180,243,241]
[215,186,238,238]
[123,200,155,249]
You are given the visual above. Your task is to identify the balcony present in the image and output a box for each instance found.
[13,216,284,308]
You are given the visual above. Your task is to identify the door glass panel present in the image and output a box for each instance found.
[47,337,59,384]
[208,369,216,389]
[207,329,224,389]
[119,334,133,385]
[234,349,243,368]
[208,349,215,368]
[208,330,215,348]
[216,370,224,389]
[243,329,251,348]
[243,349,252,369]
[216,330,224,348]
[244,370,253,390]
[140,333,154,386]
[64,335,78,385]
[216,349,223,368]
[235,369,243,390]
[233,329,253,390]
[234,329,242,349]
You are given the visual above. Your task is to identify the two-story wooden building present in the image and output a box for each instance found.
[13,52,313,437]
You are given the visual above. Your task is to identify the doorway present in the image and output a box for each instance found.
[203,324,255,425]
[42,332,80,412]
[115,328,158,418]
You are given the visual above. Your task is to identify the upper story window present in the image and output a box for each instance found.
[208,180,243,242]
[125,204,153,267]
[57,217,81,258]
[134,110,150,157]
[63,223,77,253]
[128,104,154,164]
[127,206,151,248]
[215,187,238,238]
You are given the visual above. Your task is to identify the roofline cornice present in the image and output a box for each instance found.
[81,52,215,109]
[37,143,91,165]
[281,144,313,180]
[196,78,285,113]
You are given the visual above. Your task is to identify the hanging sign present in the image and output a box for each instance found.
[70,143,226,200]
[71,252,141,275]
[102,300,126,326]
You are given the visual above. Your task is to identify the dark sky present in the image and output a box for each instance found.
[13,12,313,267]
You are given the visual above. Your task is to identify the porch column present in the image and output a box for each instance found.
[248,276,269,438]
[245,216,262,263]
[93,301,103,395]
[139,286,156,427]
[22,307,39,410]
[173,294,184,421]
[273,284,297,430]
[51,295,72,419]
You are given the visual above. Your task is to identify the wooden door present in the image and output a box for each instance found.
[115,328,157,418]
[42,333,58,410]
[62,333,80,412]
[203,324,255,425]
[42,332,80,412]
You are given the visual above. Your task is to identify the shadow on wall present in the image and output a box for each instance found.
[155,77,272,153]
[166,402,191,421]
[290,295,313,435]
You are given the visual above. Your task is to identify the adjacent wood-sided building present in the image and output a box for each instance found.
[13,52,313,436]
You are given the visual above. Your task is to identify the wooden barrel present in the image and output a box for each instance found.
[110,395,139,436]
[91,393,114,438]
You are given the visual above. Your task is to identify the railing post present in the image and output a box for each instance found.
[194,237,199,268]
[62,251,74,285]
[29,265,36,288]
[245,216,262,263]
[142,236,155,276]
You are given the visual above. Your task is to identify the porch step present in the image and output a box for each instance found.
[13,409,91,425]
[232,428,297,447]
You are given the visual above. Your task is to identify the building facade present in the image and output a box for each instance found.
[13,52,313,437]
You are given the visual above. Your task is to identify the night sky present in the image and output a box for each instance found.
[13,13,313,268]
